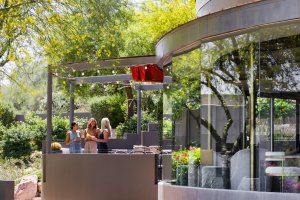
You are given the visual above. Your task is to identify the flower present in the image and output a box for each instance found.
[172,149,189,165]
[172,147,201,166]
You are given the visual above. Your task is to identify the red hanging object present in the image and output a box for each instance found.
[131,66,140,81]
[130,64,164,83]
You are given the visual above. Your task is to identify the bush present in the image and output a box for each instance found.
[25,113,46,150]
[163,118,172,139]
[90,95,125,128]
[1,123,33,159]
[115,112,157,138]
[0,122,7,141]
[52,116,69,140]
[0,102,15,127]
[74,116,88,130]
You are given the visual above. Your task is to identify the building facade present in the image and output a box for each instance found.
[159,0,300,194]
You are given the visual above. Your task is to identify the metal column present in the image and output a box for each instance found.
[136,85,142,145]
[46,66,53,154]
[270,98,275,151]
[69,82,75,125]
[296,100,300,152]
[242,97,247,149]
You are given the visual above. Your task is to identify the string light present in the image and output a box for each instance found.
[82,72,85,76]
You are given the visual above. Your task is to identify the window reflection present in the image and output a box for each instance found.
[164,22,300,193]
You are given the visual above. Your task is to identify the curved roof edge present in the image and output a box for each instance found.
[196,0,263,18]
[156,0,300,67]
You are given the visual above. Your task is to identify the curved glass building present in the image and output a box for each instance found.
[158,0,300,196]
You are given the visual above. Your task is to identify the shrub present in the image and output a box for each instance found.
[25,113,46,150]
[51,142,62,150]
[115,112,157,138]
[1,123,33,159]
[52,116,69,140]
[90,95,125,128]
[163,118,172,139]
[0,152,42,183]
[0,122,7,141]
[74,116,88,130]
[0,102,15,127]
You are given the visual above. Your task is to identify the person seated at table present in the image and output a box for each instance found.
[66,122,81,153]
[83,118,100,153]
[94,117,111,153]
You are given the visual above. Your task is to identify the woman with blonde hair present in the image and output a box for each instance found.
[83,118,100,153]
[95,117,111,153]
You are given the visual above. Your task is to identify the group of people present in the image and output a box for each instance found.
[65,117,112,154]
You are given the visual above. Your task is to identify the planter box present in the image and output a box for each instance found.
[0,180,14,200]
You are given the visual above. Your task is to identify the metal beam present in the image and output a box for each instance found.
[136,85,142,145]
[46,66,53,154]
[73,75,172,85]
[70,83,75,125]
[134,84,165,91]
[64,55,158,71]
[270,98,275,151]
[296,100,300,152]
[75,74,132,85]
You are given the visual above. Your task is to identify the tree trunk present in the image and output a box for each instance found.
[124,85,135,119]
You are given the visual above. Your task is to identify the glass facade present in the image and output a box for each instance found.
[165,22,300,192]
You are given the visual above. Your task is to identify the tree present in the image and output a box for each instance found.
[119,0,196,119]
[122,0,196,56]
[0,0,54,78]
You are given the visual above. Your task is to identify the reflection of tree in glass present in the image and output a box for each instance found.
[167,32,300,156]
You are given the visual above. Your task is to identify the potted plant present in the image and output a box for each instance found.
[172,149,189,186]
[51,142,62,153]
[188,147,201,187]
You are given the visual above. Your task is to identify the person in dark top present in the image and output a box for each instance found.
[95,117,111,153]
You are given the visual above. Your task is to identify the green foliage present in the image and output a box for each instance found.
[52,116,69,140]
[90,95,126,128]
[163,118,172,139]
[165,50,201,120]
[257,98,295,119]
[25,113,46,150]
[0,122,7,141]
[171,147,201,179]
[115,112,157,138]
[0,151,42,183]
[74,116,88,130]
[171,148,188,179]
[38,90,71,114]
[0,102,15,127]
[39,0,131,66]
[1,123,33,159]
[188,147,201,166]
[122,0,196,56]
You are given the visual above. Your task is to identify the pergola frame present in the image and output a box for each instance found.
[46,55,171,153]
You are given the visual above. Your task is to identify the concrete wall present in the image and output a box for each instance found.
[158,182,300,200]
[43,154,158,200]
[0,181,14,200]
